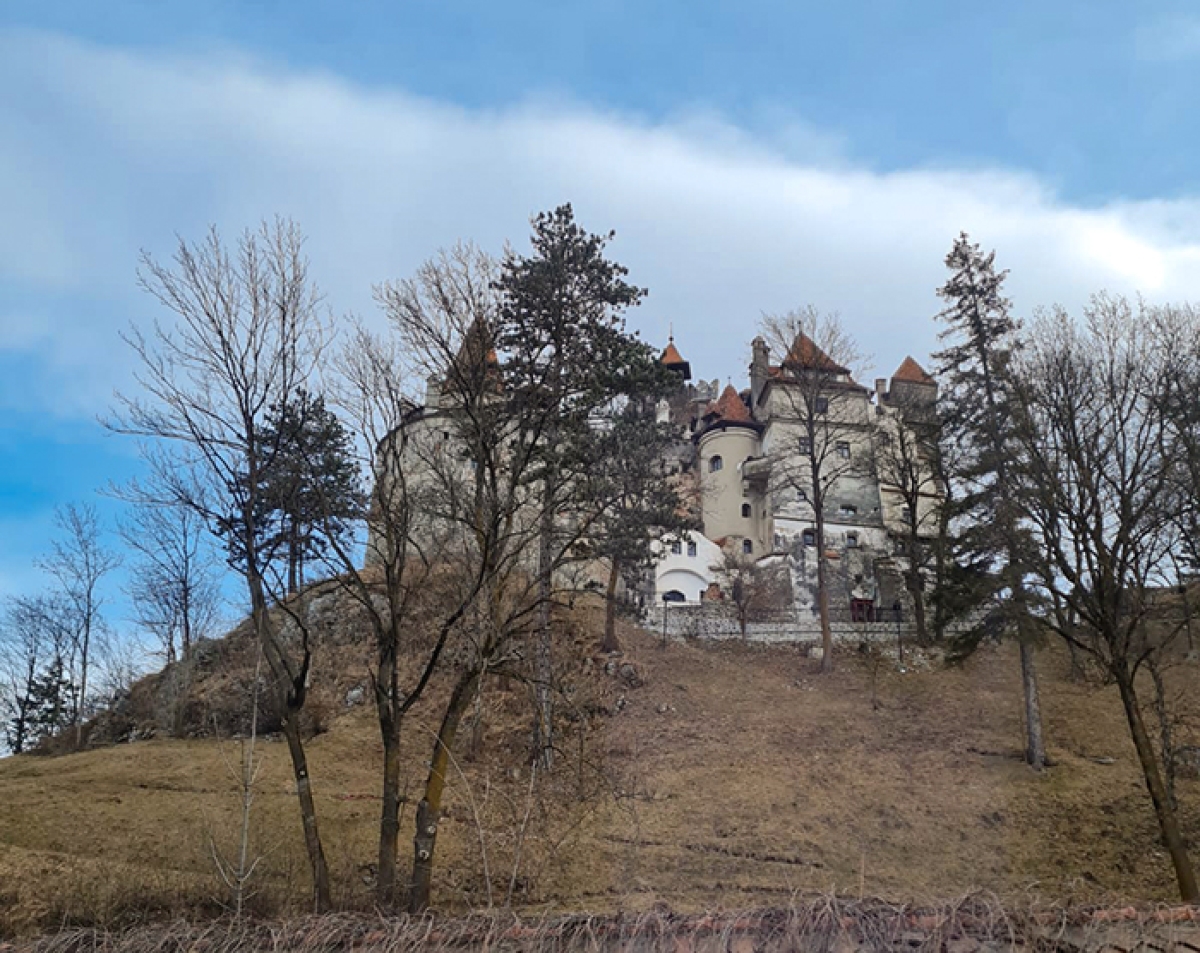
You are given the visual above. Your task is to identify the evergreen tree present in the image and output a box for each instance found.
[586,399,695,654]
[220,390,365,594]
[493,203,649,768]
[932,232,1047,770]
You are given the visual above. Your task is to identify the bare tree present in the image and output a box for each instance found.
[872,385,942,643]
[108,219,333,911]
[711,549,776,640]
[0,596,76,753]
[1012,295,1197,902]
[760,307,867,672]
[291,243,501,908]
[119,494,222,664]
[209,646,266,919]
[38,503,121,745]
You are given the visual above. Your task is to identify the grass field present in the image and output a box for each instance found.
[0,614,1196,936]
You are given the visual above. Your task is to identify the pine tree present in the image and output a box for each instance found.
[493,203,648,768]
[932,232,1047,770]
[220,390,365,594]
[586,399,694,654]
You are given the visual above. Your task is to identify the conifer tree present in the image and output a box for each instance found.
[932,232,1046,770]
[494,203,648,768]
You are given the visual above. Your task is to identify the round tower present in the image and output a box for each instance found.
[695,385,766,555]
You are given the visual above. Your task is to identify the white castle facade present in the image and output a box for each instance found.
[648,333,942,627]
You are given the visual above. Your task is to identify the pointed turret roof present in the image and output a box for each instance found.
[781,332,849,375]
[708,384,753,424]
[891,356,935,386]
[660,335,692,379]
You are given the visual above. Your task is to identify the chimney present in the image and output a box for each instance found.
[874,378,887,413]
[750,336,770,410]
[425,375,442,409]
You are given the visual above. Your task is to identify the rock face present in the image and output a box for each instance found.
[84,579,377,747]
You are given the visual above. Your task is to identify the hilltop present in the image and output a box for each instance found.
[0,597,1196,936]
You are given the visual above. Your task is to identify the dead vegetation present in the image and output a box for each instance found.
[11,897,1200,953]
[1,602,1198,938]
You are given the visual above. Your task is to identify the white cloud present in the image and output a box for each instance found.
[4,27,1200,409]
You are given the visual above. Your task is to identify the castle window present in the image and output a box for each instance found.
[901,505,912,523]
[798,436,811,454]
[802,529,816,546]
[687,540,697,557]
[671,540,682,555]
[709,455,723,472]
[815,397,829,414]
[742,539,753,555]
[839,504,858,517]
[847,532,859,549]
[836,441,851,459]
[741,503,752,518]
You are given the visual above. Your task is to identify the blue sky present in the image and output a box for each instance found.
[3,1,1200,639]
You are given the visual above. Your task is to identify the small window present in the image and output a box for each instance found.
[802,529,816,546]
[901,506,913,523]
[847,533,859,549]
[836,441,851,459]
[839,504,858,517]
[663,590,686,603]
[686,540,697,557]
[797,488,807,502]
[442,430,451,441]
[815,397,829,414]
[709,455,723,472]
[742,539,753,555]
[741,503,752,518]
[670,540,682,555]
[798,436,812,454]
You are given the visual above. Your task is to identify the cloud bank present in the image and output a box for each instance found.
[4,28,1200,413]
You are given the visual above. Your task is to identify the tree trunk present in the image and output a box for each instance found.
[279,706,332,911]
[248,575,331,913]
[601,558,621,654]
[533,481,555,770]
[909,575,928,645]
[1019,640,1046,771]
[409,669,480,913]
[815,510,834,673]
[74,626,89,748]
[1115,668,1199,903]
[375,638,402,908]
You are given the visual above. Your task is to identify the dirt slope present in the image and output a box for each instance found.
[0,617,1196,935]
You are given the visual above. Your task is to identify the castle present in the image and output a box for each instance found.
[374,322,943,632]
[649,332,942,626]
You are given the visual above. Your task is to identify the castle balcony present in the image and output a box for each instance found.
[740,455,772,489]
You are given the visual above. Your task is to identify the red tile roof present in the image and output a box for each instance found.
[661,339,688,366]
[781,332,849,374]
[891,356,935,385]
[708,384,753,424]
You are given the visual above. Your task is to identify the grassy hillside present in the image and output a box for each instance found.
[0,608,1197,936]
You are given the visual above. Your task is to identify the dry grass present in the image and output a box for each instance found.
[1,613,1197,938]
[12,898,1200,952]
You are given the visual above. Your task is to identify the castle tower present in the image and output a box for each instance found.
[695,385,767,556]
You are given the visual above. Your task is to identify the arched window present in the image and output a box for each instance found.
[663,590,687,603]
[742,539,753,555]
[741,502,752,518]
[709,455,723,472]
